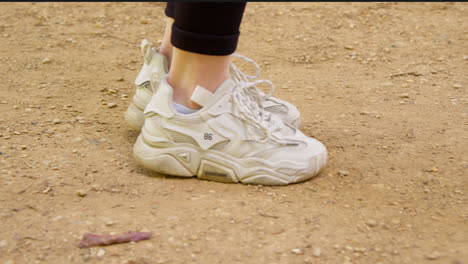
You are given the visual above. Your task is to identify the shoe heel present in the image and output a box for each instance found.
[124,103,145,132]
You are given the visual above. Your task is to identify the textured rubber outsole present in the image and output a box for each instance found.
[133,132,327,185]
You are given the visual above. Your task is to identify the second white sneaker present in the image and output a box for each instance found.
[124,39,168,131]
[133,76,327,185]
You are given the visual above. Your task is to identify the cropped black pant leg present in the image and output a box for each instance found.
[165,2,247,56]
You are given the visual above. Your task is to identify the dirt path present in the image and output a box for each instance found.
[0,2,466,264]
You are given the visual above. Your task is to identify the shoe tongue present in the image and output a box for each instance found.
[190,78,236,108]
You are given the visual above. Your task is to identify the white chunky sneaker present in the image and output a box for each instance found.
[124,40,301,131]
[133,76,327,185]
[124,39,168,131]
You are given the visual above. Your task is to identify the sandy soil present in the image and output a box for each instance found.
[0,2,467,264]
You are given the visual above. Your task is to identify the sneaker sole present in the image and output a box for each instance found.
[133,131,327,185]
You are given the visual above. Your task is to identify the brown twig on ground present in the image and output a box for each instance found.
[258,211,279,219]
[389,72,423,78]
[78,231,153,248]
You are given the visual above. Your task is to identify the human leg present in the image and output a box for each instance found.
[159,17,174,65]
[125,2,301,131]
[167,2,246,109]
[159,2,174,64]
[169,48,231,109]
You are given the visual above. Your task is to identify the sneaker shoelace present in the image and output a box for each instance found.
[232,80,284,144]
[230,53,260,82]
[230,54,275,99]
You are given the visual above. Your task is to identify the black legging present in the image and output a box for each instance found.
[165,2,246,56]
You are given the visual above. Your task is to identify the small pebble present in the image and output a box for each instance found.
[291,248,303,255]
[313,247,321,257]
[116,77,124,82]
[399,93,410,98]
[42,58,51,64]
[76,189,87,197]
[42,186,52,194]
[52,215,63,221]
[426,252,440,260]
[107,102,117,108]
[0,240,7,248]
[453,84,462,89]
[354,247,367,253]
[345,46,354,50]
[366,219,377,227]
[372,183,385,189]
[338,170,349,176]
[96,249,106,258]
[53,118,61,124]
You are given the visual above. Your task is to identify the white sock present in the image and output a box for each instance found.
[173,102,198,114]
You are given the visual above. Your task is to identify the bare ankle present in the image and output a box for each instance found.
[168,48,231,110]
[159,46,172,64]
